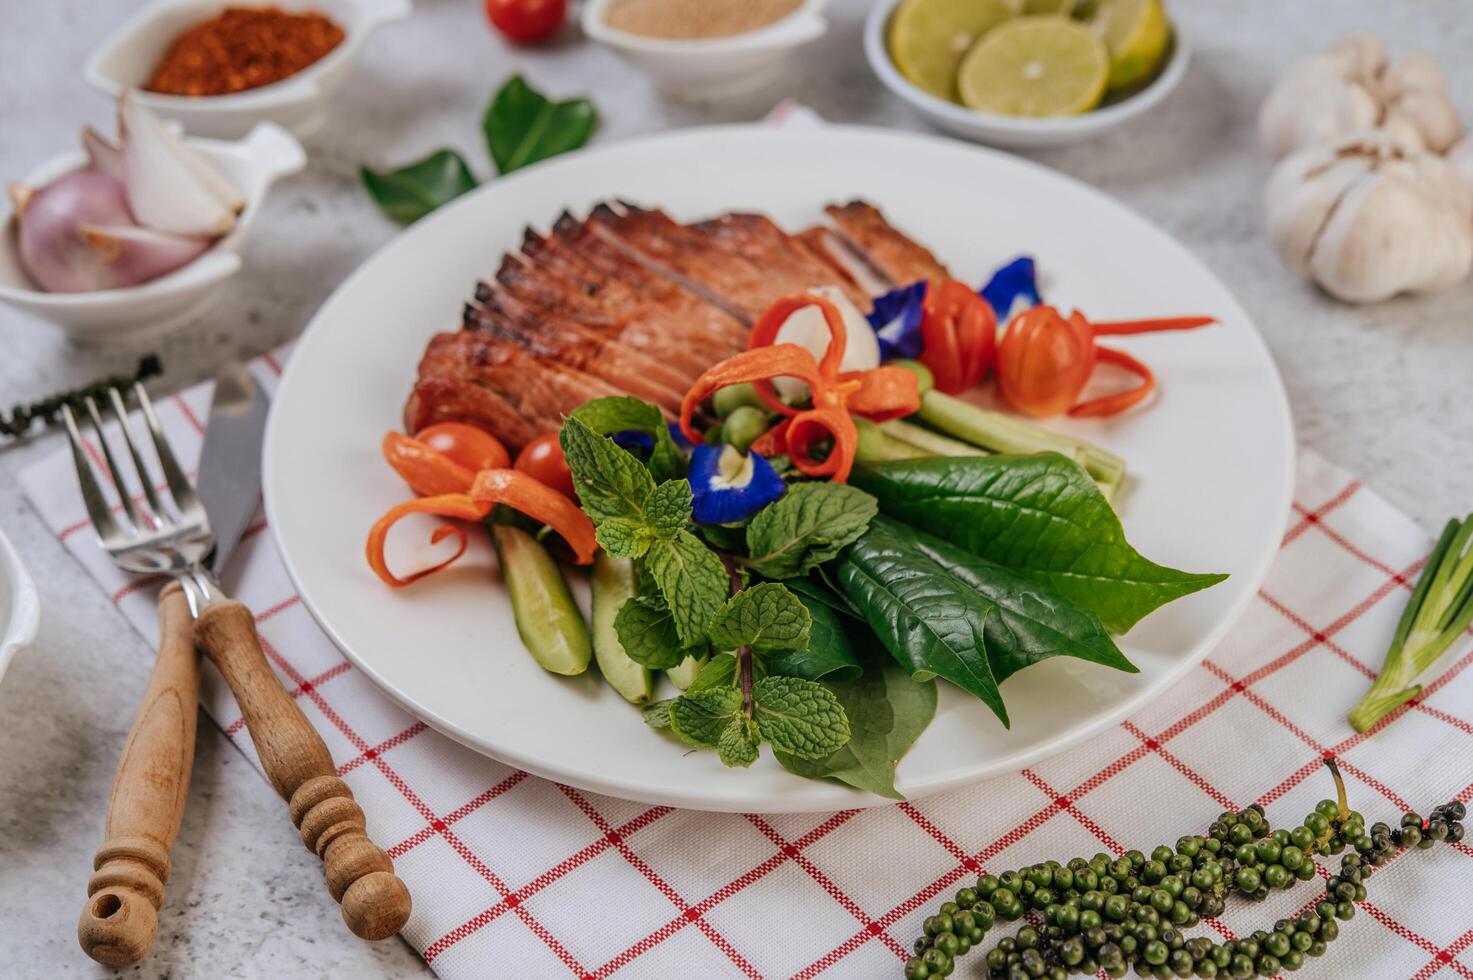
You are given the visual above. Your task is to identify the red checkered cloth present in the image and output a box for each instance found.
[20,347,1473,979]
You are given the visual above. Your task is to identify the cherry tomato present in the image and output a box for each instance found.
[414,422,510,472]
[995,306,1096,417]
[484,0,566,43]
[919,280,997,395]
[514,433,575,498]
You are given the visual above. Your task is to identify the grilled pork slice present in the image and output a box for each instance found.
[796,226,897,295]
[824,201,950,286]
[406,331,628,451]
[465,285,689,412]
[685,212,873,311]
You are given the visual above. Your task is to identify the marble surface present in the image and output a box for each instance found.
[2,0,1472,976]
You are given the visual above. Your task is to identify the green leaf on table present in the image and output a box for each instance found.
[751,675,850,760]
[707,582,811,654]
[484,74,598,175]
[765,593,862,682]
[669,686,742,747]
[718,716,762,768]
[646,530,729,648]
[560,415,655,523]
[614,596,684,670]
[852,454,1226,633]
[570,396,684,483]
[744,483,878,579]
[359,149,477,224]
[645,480,693,537]
[642,699,674,729]
[595,517,654,559]
[775,655,937,799]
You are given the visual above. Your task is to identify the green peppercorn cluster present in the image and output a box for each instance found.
[903,786,1464,980]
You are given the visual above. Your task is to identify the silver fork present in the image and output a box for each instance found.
[62,385,411,953]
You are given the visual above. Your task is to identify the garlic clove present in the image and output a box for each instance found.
[1265,149,1369,277]
[76,223,211,285]
[1258,57,1379,159]
[81,125,125,181]
[1382,53,1460,152]
[1447,133,1473,193]
[118,91,241,236]
[1326,32,1386,81]
[8,182,33,217]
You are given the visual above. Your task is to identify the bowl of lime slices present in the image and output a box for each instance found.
[865,0,1190,149]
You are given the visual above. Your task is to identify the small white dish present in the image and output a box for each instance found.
[582,0,828,101]
[85,0,412,139]
[864,0,1191,149]
[0,526,40,687]
[0,123,305,346]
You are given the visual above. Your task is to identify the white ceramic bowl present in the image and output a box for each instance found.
[864,0,1191,149]
[582,0,828,101]
[0,123,305,346]
[85,0,412,139]
[0,526,39,687]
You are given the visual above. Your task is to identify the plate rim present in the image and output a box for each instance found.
[263,122,1295,812]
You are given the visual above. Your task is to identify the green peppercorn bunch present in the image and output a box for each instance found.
[903,768,1464,980]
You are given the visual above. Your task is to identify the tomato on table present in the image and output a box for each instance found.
[413,422,510,472]
[484,0,566,43]
[515,433,576,498]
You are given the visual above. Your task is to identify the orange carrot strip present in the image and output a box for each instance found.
[841,366,921,422]
[366,492,488,586]
[749,294,850,379]
[1089,316,1217,336]
[470,469,597,564]
[750,418,791,458]
[679,344,826,442]
[785,407,859,484]
[1068,346,1156,418]
[382,431,477,497]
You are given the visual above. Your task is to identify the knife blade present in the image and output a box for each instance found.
[194,361,270,576]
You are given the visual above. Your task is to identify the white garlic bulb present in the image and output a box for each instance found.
[1265,132,1473,303]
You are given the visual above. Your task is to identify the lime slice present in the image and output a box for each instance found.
[1091,0,1169,91]
[1022,0,1075,14]
[957,16,1108,117]
[888,0,1015,102]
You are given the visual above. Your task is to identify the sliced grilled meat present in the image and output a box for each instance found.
[686,212,872,311]
[824,201,950,286]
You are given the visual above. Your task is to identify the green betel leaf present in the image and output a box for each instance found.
[595,517,654,559]
[559,416,655,524]
[642,699,673,729]
[570,396,684,483]
[744,483,878,580]
[835,518,1008,725]
[852,455,1227,633]
[783,575,864,621]
[707,582,812,654]
[751,676,850,760]
[614,596,684,670]
[483,75,599,175]
[775,655,937,799]
[645,480,693,538]
[669,687,742,747]
[765,593,862,682]
[646,531,730,648]
[718,716,762,768]
[359,150,477,224]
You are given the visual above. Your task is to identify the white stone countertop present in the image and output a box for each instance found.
[2,0,1471,976]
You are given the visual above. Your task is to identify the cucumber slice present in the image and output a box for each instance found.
[666,654,707,691]
[491,523,590,676]
[591,553,655,703]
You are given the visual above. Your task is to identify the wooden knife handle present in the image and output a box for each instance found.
[78,582,199,966]
[193,599,411,940]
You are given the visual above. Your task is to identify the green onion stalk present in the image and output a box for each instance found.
[1349,514,1473,732]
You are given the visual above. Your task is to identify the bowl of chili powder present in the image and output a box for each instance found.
[85,0,412,139]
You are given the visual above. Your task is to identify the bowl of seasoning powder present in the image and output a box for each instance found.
[582,0,829,100]
[85,0,412,139]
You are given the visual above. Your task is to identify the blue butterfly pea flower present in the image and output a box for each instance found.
[980,256,1041,322]
[687,444,786,525]
[865,280,928,360]
[667,421,694,452]
[610,429,655,459]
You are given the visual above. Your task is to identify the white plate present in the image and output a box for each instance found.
[0,526,41,685]
[265,126,1293,813]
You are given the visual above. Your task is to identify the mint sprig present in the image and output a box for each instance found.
[744,483,878,580]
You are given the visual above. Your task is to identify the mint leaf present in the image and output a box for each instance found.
[646,480,693,537]
[560,415,655,524]
[744,483,877,579]
[766,593,862,682]
[688,653,737,692]
[596,517,654,559]
[359,150,477,224]
[614,596,684,670]
[569,396,684,483]
[642,699,673,729]
[646,530,729,648]
[751,676,850,760]
[775,656,936,799]
[708,582,812,654]
[483,75,598,175]
[718,716,761,768]
[669,687,742,747]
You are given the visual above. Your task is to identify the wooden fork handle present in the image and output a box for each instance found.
[193,599,411,940]
[78,582,198,967]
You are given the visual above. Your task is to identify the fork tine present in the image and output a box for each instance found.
[83,395,148,532]
[107,386,169,523]
[133,382,201,515]
[61,403,125,542]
